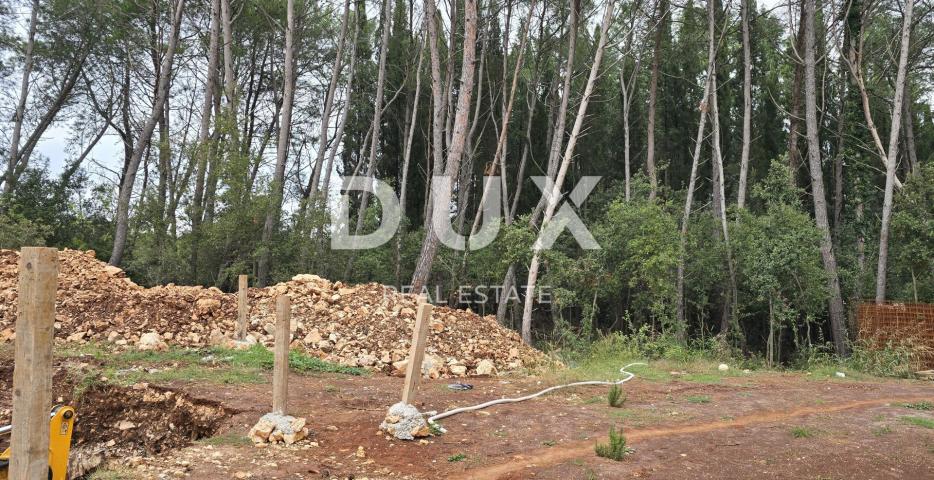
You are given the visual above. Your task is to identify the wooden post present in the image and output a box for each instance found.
[272,295,291,415]
[237,274,248,339]
[11,247,59,480]
[401,301,433,405]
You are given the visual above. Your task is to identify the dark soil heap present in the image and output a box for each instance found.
[0,249,549,377]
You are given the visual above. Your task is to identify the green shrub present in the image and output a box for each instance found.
[595,425,632,461]
[607,385,626,408]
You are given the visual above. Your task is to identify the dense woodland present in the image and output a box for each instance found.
[0,0,932,362]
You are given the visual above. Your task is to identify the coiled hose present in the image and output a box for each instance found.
[428,362,646,424]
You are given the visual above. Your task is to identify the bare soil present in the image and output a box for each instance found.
[90,369,933,479]
[2,359,932,479]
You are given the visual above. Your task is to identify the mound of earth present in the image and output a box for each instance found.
[0,249,549,377]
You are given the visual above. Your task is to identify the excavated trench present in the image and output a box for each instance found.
[0,364,233,478]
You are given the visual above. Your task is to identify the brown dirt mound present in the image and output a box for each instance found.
[0,249,550,377]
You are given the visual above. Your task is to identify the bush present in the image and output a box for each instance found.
[595,425,631,461]
[793,339,929,378]
[846,339,930,378]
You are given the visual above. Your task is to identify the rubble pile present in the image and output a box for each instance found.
[379,402,431,440]
[248,413,309,445]
[0,249,549,377]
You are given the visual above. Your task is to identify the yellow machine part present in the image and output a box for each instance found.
[0,405,76,480]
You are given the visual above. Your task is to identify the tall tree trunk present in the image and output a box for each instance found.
[530,0,579,224]
[803,0,847,355]
[421,0,445,230]
[320,10,361,203]
[902,88,918,176]
[110,0,185,266]
[619,23,641,203]
[307,0,351,204]
[2,0,39,198]
[645,0,668,200]
[410,0,479,292]
[787,0,806,183]
[395,33,426,287]
[520,1,614,344]
[874,0,914,303]
[707,0,737,337]
[675,70,715,332]
[191,0,221,279]
[736,0,752,208]
[220,0,242,166]
[468,0,536,238]
[257,0,298,286]
[345,0,393,278]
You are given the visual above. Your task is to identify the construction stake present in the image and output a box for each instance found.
[273,295,291,415]
[237,274,248,339]
[11,247,59,480]
[401,300,433,405]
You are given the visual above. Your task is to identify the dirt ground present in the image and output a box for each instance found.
[2,355,932,479]
[95,368,933,480]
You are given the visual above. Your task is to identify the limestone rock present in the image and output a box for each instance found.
[137,332,168,351]
[380,403,430,441]
[249,413,310,445]
[475,359,496,376]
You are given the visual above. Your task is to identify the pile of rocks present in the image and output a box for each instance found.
[0,249,551,377]
[247,413,309,445]
[379,403,431,440]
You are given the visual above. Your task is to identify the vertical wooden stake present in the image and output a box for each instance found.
[11,247,59,480]
[237,274,248,339]
[401,301,433,405]
[273,295,291,415]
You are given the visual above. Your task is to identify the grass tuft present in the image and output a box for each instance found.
[900,416,934,429]
[686,395,711,404]
[448,453,467,462]
[790,426,814,438]
[902,401,933,411]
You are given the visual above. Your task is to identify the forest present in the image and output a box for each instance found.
[0,0,931,364]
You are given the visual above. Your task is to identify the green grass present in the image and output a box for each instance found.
[790,426,815,438]
[198,432,253,446]
[686,395,711,404]
[222,344,366,376]
[900,416,934,429]
[86,468,136,480]
[902,401,933,411]
[608,407,668,427]
[448,453,467,462]
[54,343,364,387]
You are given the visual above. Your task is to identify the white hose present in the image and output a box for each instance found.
[428,362,646,424]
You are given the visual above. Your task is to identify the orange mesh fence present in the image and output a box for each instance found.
[857,302,934,369]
